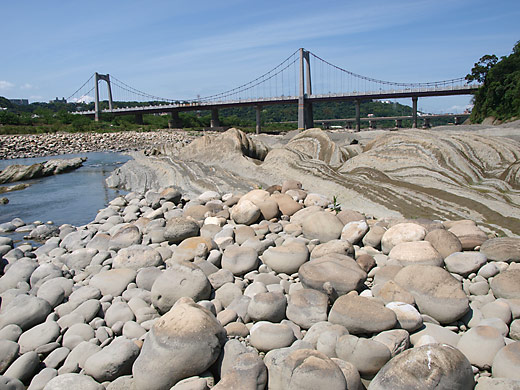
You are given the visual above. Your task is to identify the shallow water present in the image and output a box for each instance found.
[0,152,131,229]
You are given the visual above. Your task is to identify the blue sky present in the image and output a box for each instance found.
[1,0,518,113]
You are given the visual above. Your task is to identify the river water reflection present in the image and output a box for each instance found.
[0,152,131,228]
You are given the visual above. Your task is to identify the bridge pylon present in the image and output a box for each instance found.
[298,48,314,130]
[94,72,113,122]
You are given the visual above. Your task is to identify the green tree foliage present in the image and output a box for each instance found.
[469,41,520,122]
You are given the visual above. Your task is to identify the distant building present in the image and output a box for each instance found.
[9,99,29,105]
[51,97,67,103]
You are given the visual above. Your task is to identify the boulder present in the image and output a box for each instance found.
[132,300,226,390]
[328,295,397,334]
[89,268,137,297]
[444,251,488,277]
[492,341,520,380]
[301,211,344,243]
[424,229,462,259]
[286,289,328,329]
[262,241,309,274]
[388,241,443,267]
[112,245,163,270]
[151,262,211,314]
[43,373,104,390]
[164,217,200,244]
[490,269,520,299]
[457,325,505,369]
[249,322,296,352]
[448,220,488,250]
[335,335,391,377]
[394,265,469,324]
[84,337,140,382]
[0,294,52,331]
[247,292,287,323]
[230,200,261,225]
[221,246,258,276]
[299,255,366,296]
[480,237,520,263]
[381,223,426,254]
[368,344,474,389]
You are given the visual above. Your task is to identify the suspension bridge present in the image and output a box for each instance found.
[67,48,479,132]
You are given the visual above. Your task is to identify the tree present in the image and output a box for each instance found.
[470,41,520,123]
[466,54,498,83]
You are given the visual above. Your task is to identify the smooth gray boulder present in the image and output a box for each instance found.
[0,294,52,331]
[393,265,469,324]
[262,242,309,274]
[27,367,57,390]
[368,344,474,389]
[247,292,287,323]
[286,288,328,330]
[221,246,258,276]
[490,270,520,299]
[164,217,200,244]
[151,262,211,314]
[298,255,366,296]
[492,341,520,380]
[0,339,19,374]
[89,268,137,297]
[84,337,140,382]
[18,321,60,354]
[480,237,520,263]
[336,335,392,377]
[268,348,347,390]
[112,245,163,270]
[132,300,226,390]
[4,351,40,384]
[43,373,104,390]
[328,295,396,334]
[301,211,344,243]
[249,322,296,352]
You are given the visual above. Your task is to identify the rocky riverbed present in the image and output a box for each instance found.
[0,130,204,160]
[1,124,520,389]
[1,181,520,389]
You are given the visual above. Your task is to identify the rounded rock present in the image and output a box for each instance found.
[381,223,426,254]
[262,242,309,274]
[286,288,328,330]
[221,246,258,276]
[492,341,520,380]
[457,325,505,369]
[151,262,211,314]
[444,251,488,277]
[301,211,344,243]
[132,300,226,390]
[388,241,443,267]
[490,269,520,299]
[368,344,474,389]
[249,322,296,352]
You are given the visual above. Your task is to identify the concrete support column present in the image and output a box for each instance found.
[169,111,182,129]
[412,96,418,128]
[210,109,220,128]
[355,99,361,132]
[94,73,100,122]
[395,119,402,128]
[135,114,144,125]
[298,48,306,130]
[423,117,431,129]
[255,105,261,134]
[306,102,314,129]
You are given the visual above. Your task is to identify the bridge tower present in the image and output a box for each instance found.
[94,73,114,122]
[298,48,314,130]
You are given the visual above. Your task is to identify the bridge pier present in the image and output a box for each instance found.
[169,111,183,129]
[256,106,261,134]
[135,114,144,125]
[297,48,314,130]
[94,72,113,122]
[210,109,220,128]
[412,96,418,128]
[355,99,361,132]
[395,119,402,128]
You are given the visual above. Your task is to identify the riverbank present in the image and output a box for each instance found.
[1,183,519,389]
[0,130,207,159]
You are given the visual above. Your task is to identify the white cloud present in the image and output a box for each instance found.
[0,80,15,90]
[21,83,34,90]
[71,94,94,103]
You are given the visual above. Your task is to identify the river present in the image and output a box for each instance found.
[0,152,131,229]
